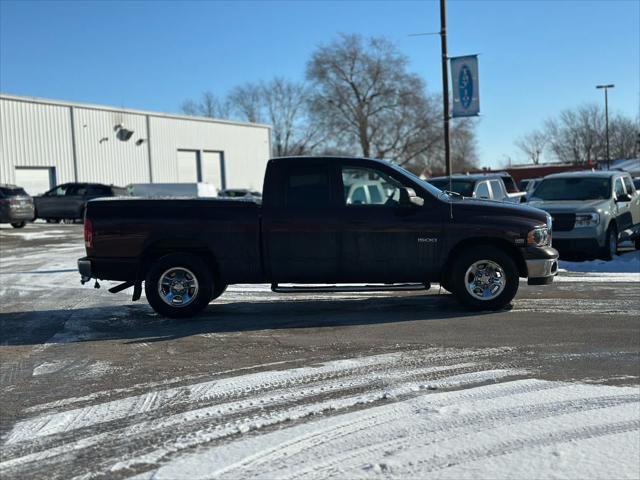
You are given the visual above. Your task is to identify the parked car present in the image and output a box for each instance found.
[218,189,262,200]
[34,183,127,223]
[428,175,512,202]
[633,177,640,191]
[78,156,559,318]
[528,171,640,259]
[0,184,35,228]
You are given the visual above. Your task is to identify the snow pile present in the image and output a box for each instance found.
[559,251,640,278]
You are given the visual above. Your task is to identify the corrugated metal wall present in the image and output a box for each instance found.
[1,95,271,191]
[149,116,270,190]
[74,108,150,185]
[0,98,75,185]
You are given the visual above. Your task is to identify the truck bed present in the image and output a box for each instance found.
[85,197,263,283]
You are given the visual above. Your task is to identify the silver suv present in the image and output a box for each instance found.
[528,171,640,259]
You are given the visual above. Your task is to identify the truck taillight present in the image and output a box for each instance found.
[84,218,93,248]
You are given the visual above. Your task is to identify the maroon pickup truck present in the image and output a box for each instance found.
[78,156,559,317]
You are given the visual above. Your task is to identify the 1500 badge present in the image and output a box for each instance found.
[418,237,438,243]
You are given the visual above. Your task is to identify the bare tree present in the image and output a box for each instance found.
[306,34,457,170]
[537,103,636,164]
[180,90,230,118]
[451,118,480,172]
[515,129,548,165]
[262,78,323,156]
[609,114,639,159]
[228,83,264,123]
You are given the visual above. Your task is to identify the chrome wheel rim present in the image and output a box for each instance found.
[158,267,199,307]
[465,260,506,301]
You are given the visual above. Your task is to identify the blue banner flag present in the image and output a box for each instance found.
[451,55,480,117]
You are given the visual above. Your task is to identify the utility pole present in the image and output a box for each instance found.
[596,84,614,170]
[440,0,451,177]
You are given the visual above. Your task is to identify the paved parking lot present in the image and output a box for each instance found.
[1,223,639,479]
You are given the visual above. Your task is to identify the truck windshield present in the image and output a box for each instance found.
[385,162,446,198]
[427,179,475,197]
[531,177,611,201]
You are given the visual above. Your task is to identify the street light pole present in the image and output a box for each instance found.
[440,0,451,177]
[596,84,614,170]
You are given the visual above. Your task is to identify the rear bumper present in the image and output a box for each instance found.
[0,208,35,222]
[78,256,139,282]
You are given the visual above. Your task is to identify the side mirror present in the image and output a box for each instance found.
[616,193,632,203]
[399,187,424,207]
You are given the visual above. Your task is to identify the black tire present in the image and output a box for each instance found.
[145,253,213,318]
[450,246,519,311]
[601,224,618,261]
[211,283,228,301]
[635,236,640,251]
[10,221,26,228]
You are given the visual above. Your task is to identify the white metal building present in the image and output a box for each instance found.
[0,94,271,195]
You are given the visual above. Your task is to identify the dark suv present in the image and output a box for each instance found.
[0,184,35,228]
[34,183,127,223]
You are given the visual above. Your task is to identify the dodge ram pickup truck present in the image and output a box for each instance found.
[78,156,559,317]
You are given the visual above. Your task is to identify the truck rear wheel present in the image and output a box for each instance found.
[450,246,519,311]
[145,253,213,318]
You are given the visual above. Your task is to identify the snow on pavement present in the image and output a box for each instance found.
[1,348,638,479]
[140,379,640,480]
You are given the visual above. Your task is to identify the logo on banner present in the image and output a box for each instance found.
[459,65,473,109]
[451,55,479,117]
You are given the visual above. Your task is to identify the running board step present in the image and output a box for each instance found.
[271,283,430,293]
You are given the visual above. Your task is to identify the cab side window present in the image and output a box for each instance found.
[475,181,491,199]
[341,166,407,207]
[284,165,331,209]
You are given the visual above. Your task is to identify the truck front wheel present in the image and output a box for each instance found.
[450,246,519,311]
[145,253,213,318]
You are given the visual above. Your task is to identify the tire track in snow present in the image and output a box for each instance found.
[143,380,639,480]
[4,348,511,444]
[1,348,519,479]
[209,391,638,479]
[1,364,498,476]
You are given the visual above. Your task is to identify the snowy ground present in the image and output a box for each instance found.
[1,224,639,479]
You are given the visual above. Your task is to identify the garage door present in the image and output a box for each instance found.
[201,151,223,189]
[176,150,198,183]
[14,167,54,196]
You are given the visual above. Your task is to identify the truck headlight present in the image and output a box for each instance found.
[574,213,600,228]
[527,227,550,246]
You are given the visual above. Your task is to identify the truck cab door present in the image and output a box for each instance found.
[338,164,442,283]
[262,161,341,283]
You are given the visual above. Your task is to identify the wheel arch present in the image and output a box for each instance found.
[140,239,221,284]
[442,237,527,280]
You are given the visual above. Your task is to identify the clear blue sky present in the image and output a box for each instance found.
[1,0,638,168]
